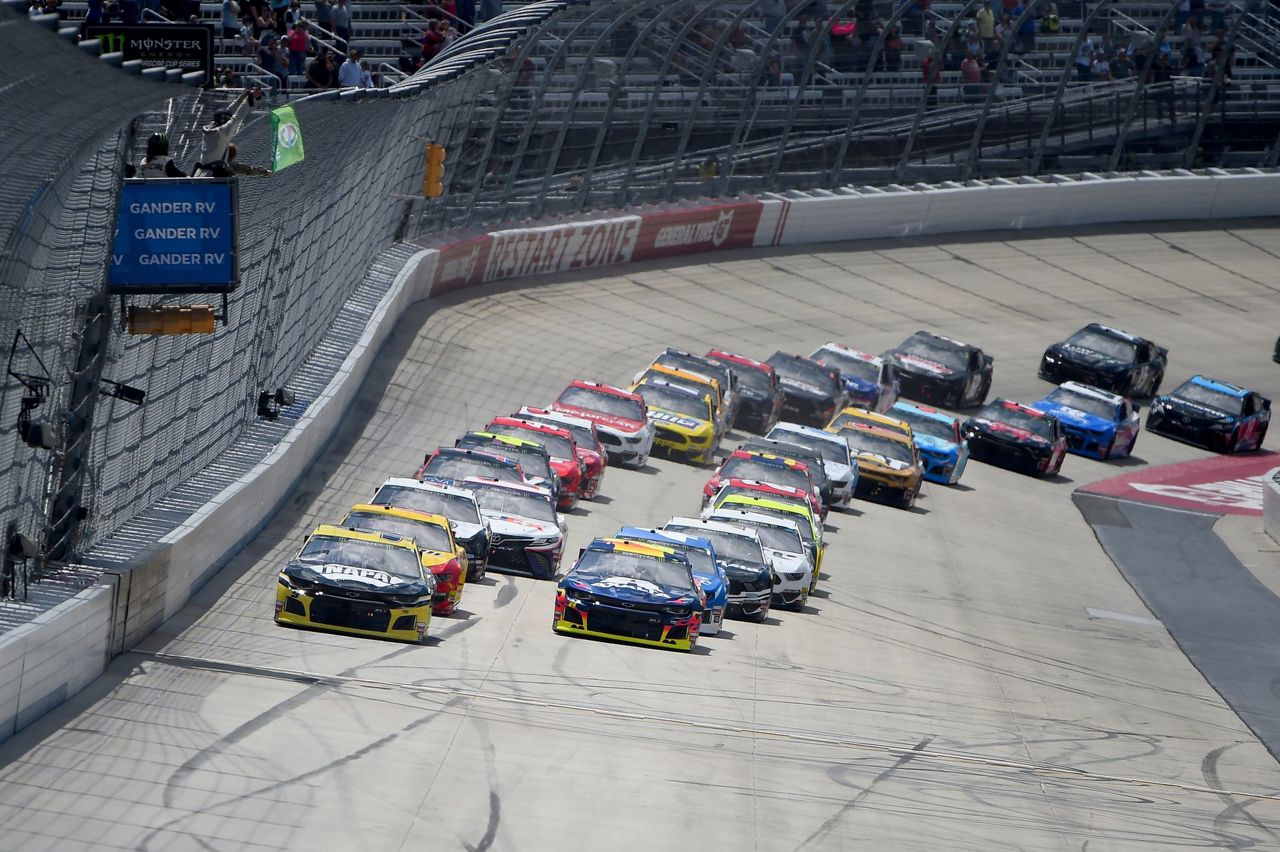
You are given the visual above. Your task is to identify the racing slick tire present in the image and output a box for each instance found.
[1149,370,1164,397]
[896,486,917,510]
[1102,433,1117,460]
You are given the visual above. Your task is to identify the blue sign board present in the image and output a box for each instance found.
[108,180,238,293]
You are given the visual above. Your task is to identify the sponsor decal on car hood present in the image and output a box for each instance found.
[1036,403,1111,430]
[486,515,559,538]
[976,419,1049,444]
[553,402,646,434]
[1162,396,1233,421]
[896,354,954,376]
[1059,343,1120,368]
[575,574,689,603]
[649,408,703,430]
[313,563,401,587]
[854,451,911,471]
[780,378,826,396]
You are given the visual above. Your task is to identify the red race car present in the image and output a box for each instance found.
[515,406,607,500]
[552,380,655,469]
[485,416,583,511]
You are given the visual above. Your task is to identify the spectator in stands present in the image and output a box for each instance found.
[359,58,375,87]
[440,17,461,45]
[994,14,1013,51]
[270,0,289,35]
[338,48,363,86]
[1091,49,1111,80]
[761,58,783,85]
[921,48,940,104]
[222,0,240,38]
[456,0,474,29]
[196,87,260,175]
[1110,49,1134,79]
[1040,2,1059,34]
[1182,37,1205,76]
[314,0,331,33]
[307,48,335,86]
[1074,32,1094,78]
[260,31,288,89]
[976,0,995,55]
[961,51,983,98]
[1150,50,1175,120]
[760,0,785,35]
[1206,44,1232,116]
[287,18,309,77]
[420,19,445,62]
[27,0,42,17]
[330,0,351,50]
[963,26,983,61]
[1205,0,1228,33]
[253,4,274,38]
[1013,2,1035,54]
[139,133,186,178]
[284,0,304,30]
[882,24,904,70]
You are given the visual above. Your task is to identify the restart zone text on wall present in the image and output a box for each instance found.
[109,180,239,295]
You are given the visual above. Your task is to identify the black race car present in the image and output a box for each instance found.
[737,437,834,507]
[884,331,993,409]
[962,399,1067,477]
[765,352,845,428]
[1146,375,1271,453]
[1039,323,1167,397]
[704,349,783,434]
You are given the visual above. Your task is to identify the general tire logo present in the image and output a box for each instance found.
[711,209,734,247]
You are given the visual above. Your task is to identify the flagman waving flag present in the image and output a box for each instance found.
[271,105,305,172]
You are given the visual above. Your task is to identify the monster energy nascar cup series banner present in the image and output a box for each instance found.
[85,25,213,79]
[109,180,239,294]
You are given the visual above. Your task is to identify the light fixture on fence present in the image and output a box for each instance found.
[2,526,38,601]
[100,378,147,406]
[6,330,56,451]
[256,387,296,421]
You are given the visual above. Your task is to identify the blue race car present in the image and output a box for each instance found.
[1030,381,1140,460]
[810,343,899,413]
[1146,376,1271,453]
[888,401,969,484]
[618,526,729,636]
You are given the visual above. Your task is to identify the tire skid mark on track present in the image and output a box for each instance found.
[130,651,1280,805]
[802,254,981,325]
[703,259,900,335]
[946,248,1106,317]
[871,250,1049,323]
[1152,235,1280,297]
[1001,240,1182,316]
[1071,236,1250,314]
[1203,744,1280,850]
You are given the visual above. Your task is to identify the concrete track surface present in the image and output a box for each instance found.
[2,221,1280,851]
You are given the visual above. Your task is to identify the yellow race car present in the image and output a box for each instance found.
[630,377,720,465]
[340,503,467,616]
[828,405,914,442]
[275,524,437,644]
[636,362,729,438]
[839,423,925,510]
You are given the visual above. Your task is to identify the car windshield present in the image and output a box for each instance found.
[1044,387,1117,420]
[298,535,420,580]
[468,484,556,522]
[897,335,968,372]
[424,454,521,484]
[656,353,730,390]
[844,429,915,464]
[737,522,803,554]
[768,354,838,392]
[720,457,811,492]
[343,512,452,553]
[665,525,765,564]
[574,549,695,592]
[769,430,848,464]
[525,415,597,451]
[1172,381,1244,416]
[976,403,1056,439]
[813,348,879,383]
[494,446,552,480]
[636,384,710,420]
[890,408,956,442]
[371,485,482,526]
[489,424,574,460]
[1067,329,1136,363]
[719,504,814,545]
[558,386,645,421]
[709,356,772,394]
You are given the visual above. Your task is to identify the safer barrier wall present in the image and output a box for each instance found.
[1,170,1276,744]
[1265,467,1280,546]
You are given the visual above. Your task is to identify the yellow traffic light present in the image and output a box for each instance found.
[424,143,447,198]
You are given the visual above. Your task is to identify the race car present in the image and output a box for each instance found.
[1030,381,1140,460]
[617,526,730,636]
[704,349,783,434]
[515,406,607,500]
[962,399,1067,477]
[630,377,720,465]
[485,416,583,510]
[705,507,812,610]
[810,343,899,412]
[635,363,728,438]
[737,437,834,512]
[662,517,774,622]
[766,352,846,428]
[1146,376,1271,453]
[554,538,703,652]
[637,348,742,432]
[766,422,859,507]
[462,476,566,579]
[840,423,925,509]
[703,449,823,519]
[884,331,993,408]
[828,406,914,443]
[417,446,524,486]
[888,401,969,484]
[1039,323,1167,397]
[702,492,824,588]
[372,477,490,581]
[455,431,559,501]
[339,504,466,616]
[275,524,436,644]
[553,380,654,469]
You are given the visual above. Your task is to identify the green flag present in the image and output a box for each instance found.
[271,105,305,172]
